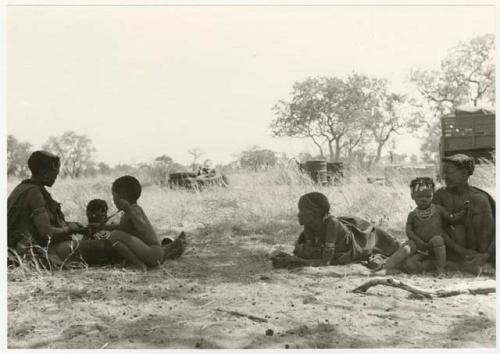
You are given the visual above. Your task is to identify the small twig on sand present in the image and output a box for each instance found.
[161,268,183,286]
[101,343,109,349]
[351,277,496,299]
[215,308,268,323]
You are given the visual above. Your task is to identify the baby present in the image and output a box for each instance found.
[377,177,469,274]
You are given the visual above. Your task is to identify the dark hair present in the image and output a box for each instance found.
[442,154,475,176]
[28,151,60,174]
[298,192,330,216]
[410,177,435,193]
[112,175,142,203]
[86,199,108,214]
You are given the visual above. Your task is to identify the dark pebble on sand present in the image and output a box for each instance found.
[265,329,274,336]
[195,342,201,348]
[285,344,290,349]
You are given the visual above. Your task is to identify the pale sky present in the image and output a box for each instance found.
[6,4,495,166]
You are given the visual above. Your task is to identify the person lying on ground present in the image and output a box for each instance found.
[107,175,186,271]
[271,192,401,268]
[7,151,122,267]
[374,177,468,275]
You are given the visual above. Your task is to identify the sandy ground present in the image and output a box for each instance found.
[7,229,496,349]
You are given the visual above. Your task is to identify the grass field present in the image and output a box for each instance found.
[7,163,496,348]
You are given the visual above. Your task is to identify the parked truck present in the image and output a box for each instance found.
[439,107,495,175]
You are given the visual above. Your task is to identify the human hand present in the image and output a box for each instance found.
[67,222,83,234]
[416,240,428,250]
[463,200,470,210]
[463,249,479,259]
[464,252,489,266]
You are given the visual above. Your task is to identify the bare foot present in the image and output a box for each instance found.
[162,232,187,261]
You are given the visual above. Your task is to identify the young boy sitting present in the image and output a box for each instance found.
[375,177,469,275]
[108,175,186,270]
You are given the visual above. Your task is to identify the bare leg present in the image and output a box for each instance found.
[428,235,446,274]
[382,241,415,271]
[108,231,163,269]
[403,253,425,274]
[373,227,401,256]
[109,241,147,271]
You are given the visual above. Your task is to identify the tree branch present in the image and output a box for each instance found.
[351,277,495,299]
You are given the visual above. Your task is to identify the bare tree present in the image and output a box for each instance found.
[187,148,204,170]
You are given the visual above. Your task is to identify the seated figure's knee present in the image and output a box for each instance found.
[108,231,127,245]
[404,255,423,274]
[293,244,304,256]
[405,240,417,254]
[429,235,445,248]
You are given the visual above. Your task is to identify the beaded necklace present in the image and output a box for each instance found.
[415,204,435,220]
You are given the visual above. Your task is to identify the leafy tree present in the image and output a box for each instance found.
[239,146,278,171]
[272,73,414,163]
[364,79,410,163]
[409,34,495,158]
[272,78,326,158]
[42,131,96,178]
[410,34,494,112]
[297,152,314,163]
[97,162,112,175]
[154,155,173,165]
[7,135,32,177]
[272,73,384,161]
[113,163,135,175]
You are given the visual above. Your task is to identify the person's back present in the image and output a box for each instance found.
[118,203,159,246]
[8,178,69,251]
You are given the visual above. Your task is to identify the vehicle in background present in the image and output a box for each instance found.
[299,160,344,185]
[168,167,228,189]
[440,107,495,175]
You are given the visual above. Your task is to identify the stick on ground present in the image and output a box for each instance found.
[351,277,496,299]
[215,308,268,323]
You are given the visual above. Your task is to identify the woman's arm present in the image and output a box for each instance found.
[441,230,477,257]
[468,194,494,253]
[28,189,74,242]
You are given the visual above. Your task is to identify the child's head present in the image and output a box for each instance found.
[410,177,435,209]
[112,175,142,206]
[297,192,330,226]
[86,199,108,224]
